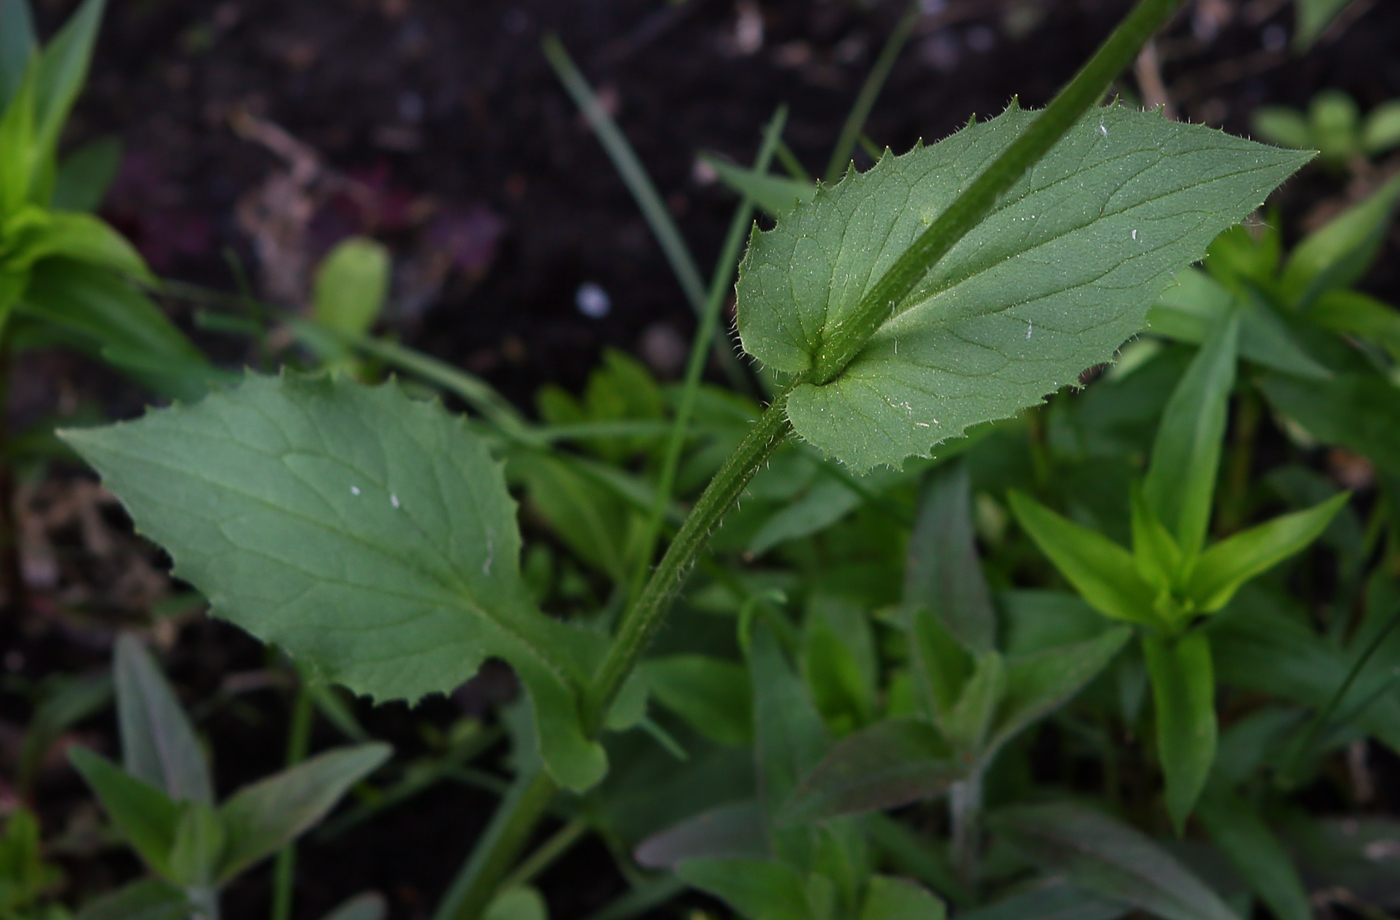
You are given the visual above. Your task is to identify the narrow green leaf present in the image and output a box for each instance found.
[1197,786,1310,920]
[634,800,768,871]
[113,634,214,804]
[945,651,1005,753]
[703,155,815,218]
[1143,631,1217,833]
[1362,100,1400,155]
[68,746,180,877]
[859,875,945,920]
[908,606,974,728]
[641,655,753,747]
[987,627,1132,757]
[903,462,996,653]
[1142,310,1238,560]
[1280,171,1400,307]
[990,801,1237,920]
[1130,483,1183,591]
[951,881,1128,920]
[0,0,36,111]
[1250,107,1311,149]
[1309,289,1400,362]
[52,134,121,211]
[0,61,39,215]
[1258,373,1400,479]
[1293,0,1356,50]
[5,209,151,279]
[20,258,212,399]
[30,0,105,187]
[749,621,829,816]
[779,718,961,824]
[748,476,862,556]
[312,237,390,338]
[74,878,190,920]
[1007,491,1158,625]
[1186,493,1348,612]
[736,105,1308,471]
[802,595,878,735]
[166,800,225,888]
[63,375,605,791]
[677,858,813,920]
[217,743,390,882]
[509,450,637,583]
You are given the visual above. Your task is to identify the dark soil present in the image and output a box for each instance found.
[6,0,1400,918]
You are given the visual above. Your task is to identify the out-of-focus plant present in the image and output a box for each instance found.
[1253,90,1400,169]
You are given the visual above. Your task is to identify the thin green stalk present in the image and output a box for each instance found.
[948,768,983,892]
[804,0,1186,387]
[823,0,922,184]
[775,139,811,182]
[628,106,788,602]
[541,34,750,393]
[498,818,589,891]
[271,677,315,920]
[433,768,559,920]
[1277,602,1400,788]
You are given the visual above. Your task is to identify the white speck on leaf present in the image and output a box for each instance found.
[1132,229,1138,240]
[916,422,931,428]
[391,493,401,509]
[1098,122,1108,137]
[484,529,495,576]
[1026,320,1033,340]
[350,486,361,496]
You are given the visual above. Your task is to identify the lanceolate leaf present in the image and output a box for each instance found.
[68,747,180,877]
[1143,631,1217,834]
[1197,785,1311,920]
[990,802,1237,920]
[903,462,996,653]
[113,634,214,804]
[63,374,607,791]
[735,103,1308,471]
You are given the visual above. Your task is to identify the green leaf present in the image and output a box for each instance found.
[676,858,814,920]
[74,878,190,920]
[1257,373,1400,479]
[1280,172,1400,308]
[1143,631,1216,834]
[903,462,996,653]
[802,595,878,735]
[1130,483,1183,591]
[5,209,151,278]
[779,718,961,824]
[113,634,214,804]
[483,887,547,920]
[952,881,1128,920]
[30,0,105,197]
[945,651,1005,753]
[735,104,1308,471]
[747,475,863,556]
[1197,786,1310,920]
[0,0,35,112]
[312,237,390,338]
[1309,289,1400,362]
[703,154,815,218]
[1362,100,1400,155]
[1186,493,1348,612]
[750,621,829,815]
[1187,492,1349,613]
[19,258,213,399]
[990,801,1237,920]
[987,627,1132,757]
[52,134,121,211]
[1293,0,1355,49]
[641,655,752,747]
[217,743,390,882]
[1142,310,1238,560]
[0,61,39,215]
[1250,107,1310,149]
[908,606,974,728]
[68,746,180,877]
[859,875,945,920]
[166,800,224,888]
[62,374,605,791]
[634,800,768,869]
[1007,491,1158,625]
[509,450,638,583]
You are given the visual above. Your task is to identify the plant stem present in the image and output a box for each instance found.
[948,768,984,893]
[628,106,787,603]
[823,0,922,184]
[585,395,793,731]
[804,0,1185,387]
[498,818,589,891]
[433,768,559,920]
[271,675,315,920]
